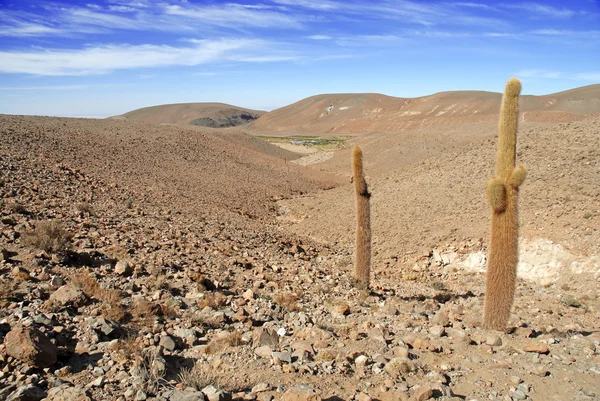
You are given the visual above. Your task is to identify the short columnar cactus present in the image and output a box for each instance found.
[352,146,371,289]
[483,78,527,331]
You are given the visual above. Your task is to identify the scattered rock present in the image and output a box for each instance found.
[160,335,177,351]
[410,385,433,401]
[202,386,231,401]
[280,388,320,401]
[560,294,581,308]
[4,326,58,368]
[6,385,46,401]
[485,334,502,346]
[254,328,279,347]
[255,345,273,359]
[46,386,91,401]
[523,342,550,354]
[114,260,133,276]
[47,285,87,309]
[170,390,206,401]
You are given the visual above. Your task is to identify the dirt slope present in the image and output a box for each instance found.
[116,103,266,127]
[277,117,600,281]
[0,114,599,401]
[251,84,600,135]
[0,115,339,220]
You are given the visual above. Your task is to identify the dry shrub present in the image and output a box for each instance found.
[0,279,14,306]
[198,292,227,309]
[8,202,27,214]
[157,298,179,319]
[76,202,95,216]
[114,333,145,364]
[70,271,101,296]
[273,291,299,311]
[130,298,157,327]
[99,288,125,321]
[205,330,244,354]
[70,271,124,321]
[134,347,166,395]
[178,361,218,390]
[23,220,73,254]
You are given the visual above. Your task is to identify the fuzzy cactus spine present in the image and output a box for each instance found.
[352,146,371,288]
[483,78,527,331]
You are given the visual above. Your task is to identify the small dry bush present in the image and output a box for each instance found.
[178,361,219,390]
[0,279,14,306]
[273,291,299,311]
[205,330,243,354]
[70,271,124,321]
[134,347,166,395]
[114,333,145,364]
[99,288,125,321]
[76,202,95,216]
[23,220,73,254]
[130,298,157,327]
[8,202,27,214]
[198,292,227,309]
[70,271,101,296]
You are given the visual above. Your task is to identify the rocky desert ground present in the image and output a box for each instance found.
[0,87,599,401]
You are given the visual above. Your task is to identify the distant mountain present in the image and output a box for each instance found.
[115,103,266,128]
[251,84,600,135]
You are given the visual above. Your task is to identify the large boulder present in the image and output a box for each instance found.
[4,326,58,368]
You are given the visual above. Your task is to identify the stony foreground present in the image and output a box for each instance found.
[1,116,599,401]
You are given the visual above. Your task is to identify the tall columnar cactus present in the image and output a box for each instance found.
[352,146,371,289]
[483,78,527,331]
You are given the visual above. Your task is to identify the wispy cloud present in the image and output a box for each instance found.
[163,3,303,29]
[0,39,292,76]
[517,69,600,81]
[0,85,91,91]
[531,29,600,38]
[500,3,578,18]
[306,35,332,40]
[517,69,564,79]
[0,22,66,37]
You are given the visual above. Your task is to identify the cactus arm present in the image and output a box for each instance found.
[508,165,527,189]
[487,177,507,213]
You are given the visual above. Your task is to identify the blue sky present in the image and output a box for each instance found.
[0,0,599,117]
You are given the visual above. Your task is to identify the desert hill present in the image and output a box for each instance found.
[0,115,338,220]
[117,102,265,128]
[1,94,599,400]
[251,84,600,135]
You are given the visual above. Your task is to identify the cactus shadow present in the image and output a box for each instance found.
[370,289,478,304]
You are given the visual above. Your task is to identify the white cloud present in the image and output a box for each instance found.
[163,3,303,29]
[306,34,332,40]
[517,69,563,79]
[0,39,290,76]
[501,3,577,18]
[516,70,600,81]
[0,23,66,37]
[572,73,600,81]
[531,29,600,38]
[0,85,91,91]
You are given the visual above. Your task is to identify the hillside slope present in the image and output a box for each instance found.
[117,102,266,127]
[0,115,338,219]
[251,84,600,135]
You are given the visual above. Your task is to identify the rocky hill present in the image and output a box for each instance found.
[117,103,265,128]
[251,84,600,135]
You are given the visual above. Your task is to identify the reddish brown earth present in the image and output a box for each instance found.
[250,84,600,135]
[0,89,599,401]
